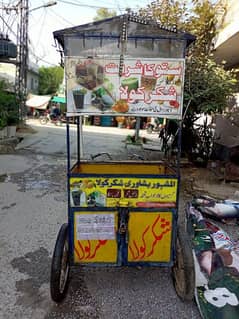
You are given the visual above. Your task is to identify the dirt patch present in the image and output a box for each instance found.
[181,166,238,200]
[17,124,37,134]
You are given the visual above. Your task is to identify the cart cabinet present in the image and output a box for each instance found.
[50,13,196,303]
[71,162,177,266]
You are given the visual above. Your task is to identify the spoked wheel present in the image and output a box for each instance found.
[39,117,48,125]
[50,223,70,302]
[172,225,195,301]
[55,120,62,126]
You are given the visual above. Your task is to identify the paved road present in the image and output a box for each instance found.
[16,119,161,160]
[0,120,201,319]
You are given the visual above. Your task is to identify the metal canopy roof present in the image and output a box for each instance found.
[53,14,196,50]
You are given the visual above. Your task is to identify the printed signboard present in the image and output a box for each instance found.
[74,211,118,263]
[66,57,185,118]
[73,211,173,264]
[70,177,177,208]
[128,212,173,262]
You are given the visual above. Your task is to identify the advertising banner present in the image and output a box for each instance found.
[66,57,185,118]
[70,177,178,208]
[74,211,118,263]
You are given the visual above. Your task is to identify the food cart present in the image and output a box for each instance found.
[51,13,196,303]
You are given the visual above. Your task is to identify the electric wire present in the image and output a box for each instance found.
[48,7,75,26]
[28,6,74,65]
[57,0,116,9]
[57,0,147,12]
[27,1,59,65]
[0,1,18,38]
[34,8,47,47]
[1,0,150,67]
[0,14,17,40]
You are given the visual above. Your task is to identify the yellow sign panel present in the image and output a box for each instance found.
[70,177,177,207]
[74,212,118,263]
[128,212,173,262]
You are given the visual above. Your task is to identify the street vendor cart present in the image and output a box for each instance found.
[51,13,196,303]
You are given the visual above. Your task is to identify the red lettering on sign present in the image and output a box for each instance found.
[124,189,139,198]
[107,189,121,198]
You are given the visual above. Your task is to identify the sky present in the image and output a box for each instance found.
[1,0,219,67]
[28,0,152,66]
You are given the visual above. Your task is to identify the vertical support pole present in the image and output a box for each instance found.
[176,120,182,176]
[15,0,29,122]
[135,117,141,141]
[76,116,84,162]
[66,118,71,174]
[76,116,80,164]
[66,118,73,262]
[80,116,83,159]
[175,120,182,226]
[66,118,71,229]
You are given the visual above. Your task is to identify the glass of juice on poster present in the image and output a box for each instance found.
[73,88,87,109]
[121,77,139,92]
[141,76,157,92]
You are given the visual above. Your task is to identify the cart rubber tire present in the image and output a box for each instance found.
[50,223,70,302]
[172,225,195,301]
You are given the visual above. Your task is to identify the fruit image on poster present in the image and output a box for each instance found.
[66,57,185,118]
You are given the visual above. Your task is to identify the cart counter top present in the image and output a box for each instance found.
[71,162,177,176]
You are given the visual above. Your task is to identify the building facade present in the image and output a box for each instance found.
[0,61,39,94]
[213,0,239,69]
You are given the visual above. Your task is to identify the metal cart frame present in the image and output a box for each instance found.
[50,13,196,303]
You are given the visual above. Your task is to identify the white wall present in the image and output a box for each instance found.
[215,0,239,48]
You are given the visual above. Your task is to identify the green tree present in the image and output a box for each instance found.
[140,0,238,160]
[0,80,18,129]
[139,0,188,28]
[38,66,64,95]
[93,8,117,21]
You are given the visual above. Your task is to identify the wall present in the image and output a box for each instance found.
[0,62,39,93]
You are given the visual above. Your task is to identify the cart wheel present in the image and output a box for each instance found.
[172,225,195,301]
[39,117,48,125]
[56,120,62,126]
[50,223,70,302]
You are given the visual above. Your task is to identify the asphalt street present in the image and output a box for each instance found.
[0,119,201,319]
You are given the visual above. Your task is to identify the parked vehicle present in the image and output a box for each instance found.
[39,110,64,126]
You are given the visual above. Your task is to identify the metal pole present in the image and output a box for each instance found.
[15,0,28,123]
[80,116,83,159]
[77,117,80,163]
[135,117,141,141]
[176,120,182,176]
[66,119,71,174]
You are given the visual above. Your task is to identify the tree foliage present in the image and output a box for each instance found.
[0,80,18,128]
[38,66,64,95]
[139,0,238,160]
[140,0,237,117]
[139,0,188,28]
[93,8,117,21]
